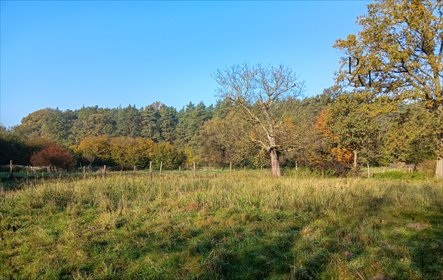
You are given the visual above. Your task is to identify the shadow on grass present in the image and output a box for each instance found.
[184,210,339,280]
[195,223,303,279]
[404,212,443,279]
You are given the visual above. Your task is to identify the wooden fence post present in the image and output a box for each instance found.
[160,162,163,176]
[193,162,196,178]
[9,160,13,178]
[83,166,86,179]
[149,161,152,180]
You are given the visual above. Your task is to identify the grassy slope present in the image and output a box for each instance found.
[1,171,442,279]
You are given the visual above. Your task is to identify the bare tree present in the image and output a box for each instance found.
[214,63,304,176]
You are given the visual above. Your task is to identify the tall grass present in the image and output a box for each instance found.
[1,171,442,279]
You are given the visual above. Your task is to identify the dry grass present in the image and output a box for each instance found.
[1,170,442,279]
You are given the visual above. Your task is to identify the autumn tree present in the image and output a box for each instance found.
[151,142,186,170]
[14,108,76,145]
[214,63,304,176]
[109,137,154,170]
[198,109,258,167]
[315,109,353,166]
[318,92,391,171]
[76,136,112,166]
[334,0,443,177]
[381,102,439,166]
[31,143,76,170]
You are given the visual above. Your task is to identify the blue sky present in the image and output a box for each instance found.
[1,1,370,128]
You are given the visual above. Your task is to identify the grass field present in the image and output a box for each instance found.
[1,171,442,279]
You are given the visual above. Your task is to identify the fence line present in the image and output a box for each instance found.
[1,161,275,186]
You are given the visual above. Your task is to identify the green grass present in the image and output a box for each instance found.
[1,171,442,279]
[372,170,427,180]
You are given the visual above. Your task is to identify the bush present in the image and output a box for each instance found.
[75,136,112,166]
[151,142,186,169]
[109,137,154,169]
[310,160,351,177]
[30,143,76,170]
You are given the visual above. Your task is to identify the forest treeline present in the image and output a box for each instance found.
[2,0,442,177]
[1,89,438,175]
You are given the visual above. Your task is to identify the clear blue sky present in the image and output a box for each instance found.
[1,1,370,128]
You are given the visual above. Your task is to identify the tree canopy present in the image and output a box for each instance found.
[334,0,443,177]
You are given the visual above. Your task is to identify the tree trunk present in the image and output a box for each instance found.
[270,149,281,177]
[436,157,443,178]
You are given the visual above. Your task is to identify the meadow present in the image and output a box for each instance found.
[1,170,442,279]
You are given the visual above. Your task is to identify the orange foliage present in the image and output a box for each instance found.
[331,147,353,164]
[316,109,352,164]
[315,109,338,141]
[31,143,76,170]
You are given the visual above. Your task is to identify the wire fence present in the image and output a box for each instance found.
[0,160,256,191]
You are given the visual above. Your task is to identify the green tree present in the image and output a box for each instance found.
[213,98,235,119]
[71,107,115,143]
[334,0,443,177]
[14,108,76,146]
[114,105,141,137]
[158,105,178,143]
[318,92,390,170]
[176,101,213,148]
[382,103,438,166]
[140,105,161,141]
[14,108,54,138]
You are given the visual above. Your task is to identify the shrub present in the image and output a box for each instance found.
[109,137,154,169]
[76,136,112,166]
[30,143,76,170]
[151,142,186,169]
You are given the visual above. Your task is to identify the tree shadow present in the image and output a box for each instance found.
[191,213,338,280]
[403,212,443,279]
